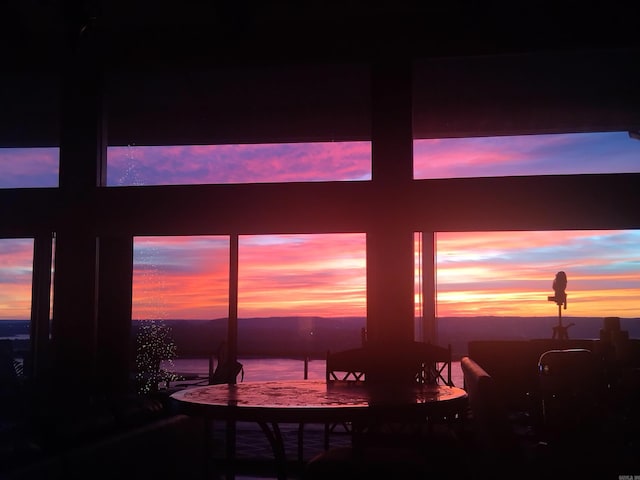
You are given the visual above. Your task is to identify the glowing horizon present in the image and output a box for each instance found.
[1,230,638,321]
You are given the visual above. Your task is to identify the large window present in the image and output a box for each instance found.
[237,233,367,357]
[131,233,367,360]
[0,239,34,321]
[414,132,640,180]
[0,238,34,377]
[108,142,372,186]
[132,233,367,321]
[420,230,640,355]
[435,230,640,319]
[238,234,366,319]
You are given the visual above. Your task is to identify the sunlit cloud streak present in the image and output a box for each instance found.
[414,132,640,179]
[132,236,230,320]
[435,230,640,318]
[0,148,59,188]
[107,142,372,186]
[237,234,367,318]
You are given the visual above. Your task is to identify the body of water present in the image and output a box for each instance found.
[161,357,465,387]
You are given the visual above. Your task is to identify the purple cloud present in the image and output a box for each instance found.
[107,142,372,186]
[0,148,59,188]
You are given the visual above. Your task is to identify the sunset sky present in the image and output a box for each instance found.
[1,131,639,321]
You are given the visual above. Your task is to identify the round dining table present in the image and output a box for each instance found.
[170,380,468,479]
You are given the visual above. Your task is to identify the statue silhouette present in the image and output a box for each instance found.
[548,271,572,339]
[551,271,567,308]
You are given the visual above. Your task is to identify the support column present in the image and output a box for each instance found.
[51,232,100,390]
[51,9,105,393]
[422,231,438,344]
[96,237,134,394]
[366,58,415,348]
[228,233,239,369]
[366,229,415,346]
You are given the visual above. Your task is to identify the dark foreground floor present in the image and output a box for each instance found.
[208,421,351,479]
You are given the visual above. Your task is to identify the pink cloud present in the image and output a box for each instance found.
[237,234,367,318]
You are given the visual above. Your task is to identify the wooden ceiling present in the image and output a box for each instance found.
[4,1,640,67]
[2,1,640,147]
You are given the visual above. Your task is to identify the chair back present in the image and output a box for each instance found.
[407,342,453,386]
[209,341,244,385]
[326,342,453,386]
[326,348,369,382]
[537,348,602,436]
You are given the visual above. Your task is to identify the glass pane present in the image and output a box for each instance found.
[434,230,640,348]
[0,148,59,188]
[238,233,367,356]
[0,239,33,321]
[132,236,230,320]
[107,142,372,186]
[414,132,640,179]
[414,231,424,339]
[238,233,366,318]
[132,235,230,391]
[0,238,33,378]
[436,230,640,318]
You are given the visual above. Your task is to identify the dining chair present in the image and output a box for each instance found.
[459,356,547,479]
[400,341,460,438]
[208,341,244,385]
[323,348,370,450]
[330,341,454,386]
[296,347,372,463]
[533,347,623,477]
[321,343,458,454]
[306,345,465,480]
[409,341,454,386]
[537,348,603,438]
[326,347,371,382]
[322,345,423,450]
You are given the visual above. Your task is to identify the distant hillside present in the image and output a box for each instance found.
[132,317,366,359]
[3,316,637,361]
[133,315,640,359]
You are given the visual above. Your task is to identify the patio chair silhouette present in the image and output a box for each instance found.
[409,341,454,386]
[208,341,244,385]
[537,348,602,438]
[307,342,460,479]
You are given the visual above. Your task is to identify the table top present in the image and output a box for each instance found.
[170,380,468,423]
